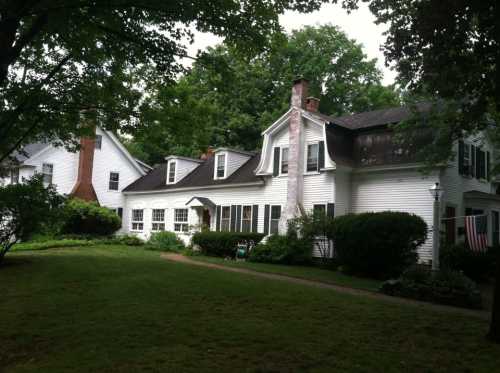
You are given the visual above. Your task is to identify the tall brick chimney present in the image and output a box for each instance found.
[279,78,308,232]
[71,131,99,203]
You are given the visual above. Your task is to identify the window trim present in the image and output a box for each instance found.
[220,205,231,232]
[214,152,227,180]
[173,208,189,233]
[269,205,281,235]
[279,147,289,176]
[42,163,53,185]
[131,209,144,232]
[312,204,327,217]
[108,171,120,191]
[151,208,166,232]
[305,142,320,173]
[241,205,253,233]
[167,160,177,184]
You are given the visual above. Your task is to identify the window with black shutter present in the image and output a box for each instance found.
[252,205,259,233]
[273,147,280,177]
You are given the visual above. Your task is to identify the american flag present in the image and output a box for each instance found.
[465,215,488,252]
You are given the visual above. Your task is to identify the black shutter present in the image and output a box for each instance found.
[471,145,475,178]
[252,205,259,233]
[236,205,242,232]
[479,150,485,179]
[230,205,237,232]
[458,140,464,175]
[318,141,325,171]
[263,204,270,235]
[273,147,280,176]
[216,205,221,231]
[327,203,335,218]
[487,151,491,180]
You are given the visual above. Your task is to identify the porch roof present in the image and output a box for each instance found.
[185,196,216,209]
[463,190,500,202]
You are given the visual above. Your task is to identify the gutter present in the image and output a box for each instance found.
[123,181,265,195]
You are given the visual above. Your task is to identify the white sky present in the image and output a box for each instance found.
[186,3,397,85]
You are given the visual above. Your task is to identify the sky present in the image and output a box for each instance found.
[186,3,397,86]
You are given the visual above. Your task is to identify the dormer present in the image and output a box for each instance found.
[165,156,203,185]
[213,148,253,180]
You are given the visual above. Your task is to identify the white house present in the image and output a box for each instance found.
[122,78,500,264]
[2,127,150,225]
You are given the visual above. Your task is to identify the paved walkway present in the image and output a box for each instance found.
[161,253,490,320]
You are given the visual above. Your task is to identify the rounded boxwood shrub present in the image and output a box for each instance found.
[148,231,185,251]
[61,198,121,236]
[332,211,427,279]
[380,265,482,309]
[192,231,265,257]
[248,234,312,265]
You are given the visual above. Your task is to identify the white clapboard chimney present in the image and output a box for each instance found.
[279,78,309,232]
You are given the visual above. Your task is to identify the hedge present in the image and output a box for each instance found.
[192,231,265,257]
[248,234,312,265]
[332,211,427,279]
[148,231,185,251]
[61,198,121,236]
[440,243,498,282]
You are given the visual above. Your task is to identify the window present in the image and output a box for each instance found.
[280,148,289,175]
[174,208,189,232]
[109,172,119,191]
[152,209,165,231]
[10,168,19,184]
[241,205,252,232]
[459,141,490,180]
[42,163,53,185]
[313,204,326,217]
[131,209,144,231]
[270,205,281,234]
[306,143,319,172]
[220,206,230,231]
[95,135,102,150]
[167,161,176,183]
[216,154,226,179]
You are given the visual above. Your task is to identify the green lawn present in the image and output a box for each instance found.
[190,255,382,291]
[1,245,499,372]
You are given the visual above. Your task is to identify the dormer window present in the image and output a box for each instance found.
[167,160,176,184]
[215,153,226,179]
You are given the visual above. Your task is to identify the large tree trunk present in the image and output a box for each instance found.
[488,256,500,342]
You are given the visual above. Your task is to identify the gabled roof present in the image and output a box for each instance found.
[10,142,49,164]
[123,153,263,193]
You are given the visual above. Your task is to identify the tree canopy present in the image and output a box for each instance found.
[0,0,326,162]
[130,25,400,165]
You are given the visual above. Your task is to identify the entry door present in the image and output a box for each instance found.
[202,209,211,230]
[445,206,456,245]
[492,211,500,247]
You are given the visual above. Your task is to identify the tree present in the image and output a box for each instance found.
[130,25,400,164]
[0,174,64,264]
[0,0,326,163]
[343,0,499,342]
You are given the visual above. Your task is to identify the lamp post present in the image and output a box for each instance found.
[429,182,443,271]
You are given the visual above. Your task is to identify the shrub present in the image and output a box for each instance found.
[61,198,121,236]
[148,231,185,251]
[440,242,498,282]
[12,239,93,251]
[101,234,144,246]
[380,265,482,309]
[290,213,335,264]
[192,231,265,257]
[332,211,427,279]
[248,234,312,265]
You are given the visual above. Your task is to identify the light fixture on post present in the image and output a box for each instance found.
[429,182,443,270]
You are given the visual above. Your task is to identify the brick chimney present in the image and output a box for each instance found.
[279,79,308,232]
[71,131,99,203]
[200,147,215,160]
[305,97,320,113]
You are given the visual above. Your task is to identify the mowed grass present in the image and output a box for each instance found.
[1,246,499,372]
[190,255,382,291]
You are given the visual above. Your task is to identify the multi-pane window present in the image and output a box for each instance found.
[270,205,281,234]
[95,135,102,150]
[281,148,289,175]
[168,161,176,183]
[221,206,230,231]
[10,168,19,184]
[152,209,165,231]
[131,209,144,231]
[109,172,119,190]
[313,204,326,217]
[460,141,490,180]
[42,163,53,185]
[306,143,319,172]
[174,208,189,232]
[241,206,252,232]
[216,154,226,179]
[463,143,471,174]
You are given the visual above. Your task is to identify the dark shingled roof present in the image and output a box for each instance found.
[11,142,49,163]
[123,153,263,192]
